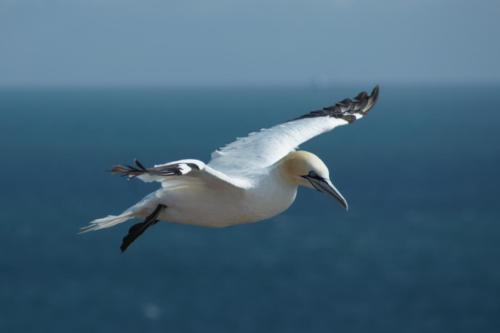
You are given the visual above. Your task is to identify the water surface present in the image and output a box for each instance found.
[1,84,499,332]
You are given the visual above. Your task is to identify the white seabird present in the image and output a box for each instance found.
[81,86,379,252]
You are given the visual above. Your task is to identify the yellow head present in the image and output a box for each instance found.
[281,151,348,210]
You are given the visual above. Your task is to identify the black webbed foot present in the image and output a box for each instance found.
[120,204,166,253]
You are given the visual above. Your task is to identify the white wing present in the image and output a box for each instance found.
[111,158,247,190]
[208,86,379,175]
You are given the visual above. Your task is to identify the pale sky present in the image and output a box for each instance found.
[1,0,499,86]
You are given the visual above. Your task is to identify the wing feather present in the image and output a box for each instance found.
[208,86,379,175]
[111,159,246,189]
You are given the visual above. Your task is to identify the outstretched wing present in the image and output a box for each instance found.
[208,86,379,175]
[112,159,246,190]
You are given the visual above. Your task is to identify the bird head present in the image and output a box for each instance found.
[281,150,348,210]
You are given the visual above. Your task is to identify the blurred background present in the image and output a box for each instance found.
[1,1,499,333]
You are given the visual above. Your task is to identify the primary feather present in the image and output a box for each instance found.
[208,86,379,176]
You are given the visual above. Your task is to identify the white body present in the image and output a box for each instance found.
[81,86,378,233]
[150,167,297,227]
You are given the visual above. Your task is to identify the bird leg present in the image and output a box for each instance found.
[120,204,166,253]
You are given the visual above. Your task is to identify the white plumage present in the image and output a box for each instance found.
[81,86,379,252]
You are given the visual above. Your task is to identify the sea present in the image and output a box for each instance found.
[0,84,499,332]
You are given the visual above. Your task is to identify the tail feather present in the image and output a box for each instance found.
[80,211,135,234]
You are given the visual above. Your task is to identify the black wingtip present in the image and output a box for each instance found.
[295,85,380,121]
[371,85,380,103]
[360,85,380,116]
[134,159,147,171]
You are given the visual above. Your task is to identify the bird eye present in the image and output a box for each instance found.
[307,170,324,180]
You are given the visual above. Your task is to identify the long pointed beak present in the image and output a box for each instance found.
[306,177,349,210]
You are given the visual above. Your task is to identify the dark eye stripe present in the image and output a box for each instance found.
[307,170,324,181]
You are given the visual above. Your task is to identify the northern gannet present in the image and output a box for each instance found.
[81,86,379,252]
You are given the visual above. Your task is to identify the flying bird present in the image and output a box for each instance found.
[81,86,379,252]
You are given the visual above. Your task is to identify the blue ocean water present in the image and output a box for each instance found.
[0,84,499,332]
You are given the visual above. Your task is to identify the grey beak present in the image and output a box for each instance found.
[305,176,349,210]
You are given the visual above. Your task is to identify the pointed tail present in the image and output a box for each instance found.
[80,211,135,234]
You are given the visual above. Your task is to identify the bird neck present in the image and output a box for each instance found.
[276,156,301,186]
